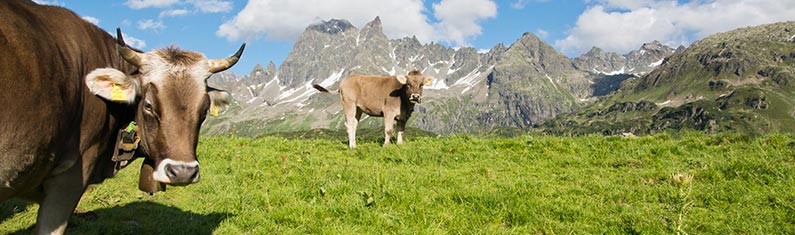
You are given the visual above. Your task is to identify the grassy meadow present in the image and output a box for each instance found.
[1,132,794,234]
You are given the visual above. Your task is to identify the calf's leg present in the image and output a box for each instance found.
[383,112,397,146]
[343,106,361,148]
[396,119,406,144]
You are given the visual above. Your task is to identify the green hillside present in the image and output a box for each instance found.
[543,21,795,135]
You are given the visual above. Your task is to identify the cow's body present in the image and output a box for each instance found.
[0,1,243,234]
[314,71,432,148]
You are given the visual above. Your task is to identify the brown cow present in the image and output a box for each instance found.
[0,1,244,234]
[313,70,433,148]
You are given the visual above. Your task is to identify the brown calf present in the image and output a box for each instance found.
[314,71,433,148]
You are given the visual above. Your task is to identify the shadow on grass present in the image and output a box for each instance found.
[0,199,33,224]
[5,201,232,235]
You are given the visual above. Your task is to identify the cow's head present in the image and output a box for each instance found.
[85,29,244,190]
[396,70,433,103]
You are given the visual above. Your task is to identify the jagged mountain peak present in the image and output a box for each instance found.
[505,32,569,64]
[491,43,507,51]
[520,31,541,39]
[308,19,355,34]
[363,16,382,30]
[252,63,264,71]
[514,32,546,47]
[630,40,673,56]
[574,40,676,75]
[513,32,558,50]
[583,46,607,55]
[640,40,663,50]
[360,16,387,42]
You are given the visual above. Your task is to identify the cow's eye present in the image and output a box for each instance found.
[143,102,154,112]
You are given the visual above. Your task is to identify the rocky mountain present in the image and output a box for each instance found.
[204,17,676,136]
[543,21,795,135]
[573,41,679,76]
[572,41,680,97]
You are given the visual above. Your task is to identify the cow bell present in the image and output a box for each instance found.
[139,158,166,194]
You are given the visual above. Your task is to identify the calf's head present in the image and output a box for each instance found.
[85,29,243,188]
[396,70,433,103]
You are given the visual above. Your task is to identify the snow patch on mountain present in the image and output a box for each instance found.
[425,78,449,90]
[454,68,488,94]
[447,67,459,75]
[649,59,664,67]
[382,66,396,75]
[318,68,345,87]
[545,74,559,91]
[278,82,316,104]
[593,66,626,75]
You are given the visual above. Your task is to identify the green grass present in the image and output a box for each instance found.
[1,132,794,234]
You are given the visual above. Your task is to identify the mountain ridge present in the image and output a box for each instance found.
[542,21,795,136]
[205,17,678,136]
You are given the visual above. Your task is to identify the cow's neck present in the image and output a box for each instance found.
[399,86,415,116]
[82,38,141,183]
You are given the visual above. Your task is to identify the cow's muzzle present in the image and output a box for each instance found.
[152,159,200,186]
[409,94,422,103]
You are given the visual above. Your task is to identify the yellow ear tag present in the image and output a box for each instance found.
[111,84,127,101]
[424,79,433,86]
[210,105,219,116]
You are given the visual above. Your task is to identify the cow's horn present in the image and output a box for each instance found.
[116,28,143,67]
[208,43,246,73]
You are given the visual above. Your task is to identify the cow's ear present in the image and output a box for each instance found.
[85,68,139,104]
[424,76,434,86]
[207,87,232,116]
[396,75,408,84]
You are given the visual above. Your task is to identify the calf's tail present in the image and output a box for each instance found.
[313,84,337,93]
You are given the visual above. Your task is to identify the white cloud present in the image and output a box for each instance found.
[218,0,436,43]
[217,0,497,47]
[511,0,549,9]
[138,19,166,31]
[32,0,65,6]
[81,16,100,25]
[584,0,655,10]
[125,0,179,9]
[536,29,548,38]
[123,33,147,49]
[160,9,189,17]
[433,0,497,46]
[188,0,233,13]
[557,0,795,56]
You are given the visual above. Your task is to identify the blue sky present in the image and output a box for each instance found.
[38,0,795,75]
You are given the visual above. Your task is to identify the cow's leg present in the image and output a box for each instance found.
[383,112,397,146]
[343,105,360,148]
[396,119,406,144]
[35,157,85,235]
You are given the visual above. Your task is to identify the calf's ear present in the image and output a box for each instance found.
[207,87,232,116]
[85,68,140,103]
[424,76,434,86]
[396,75,408,84]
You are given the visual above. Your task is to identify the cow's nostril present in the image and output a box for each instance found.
[164,163,200,184]
[165,164,179,179]
[189,165,200,181]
